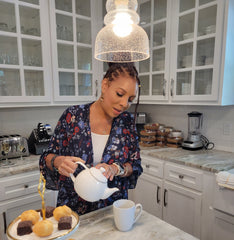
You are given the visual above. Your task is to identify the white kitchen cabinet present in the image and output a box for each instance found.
[163,181,202,238]
[0,0,52,107]
[131,155,202,238]
[0,0,103,108]
[138,0,234,105]
[130,156,164,218]
[0,170,56,240]
[212,209,234,240]
[211,176,234,240]
[49,0,103,103]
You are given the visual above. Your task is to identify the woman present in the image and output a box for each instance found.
[39,62,143,215]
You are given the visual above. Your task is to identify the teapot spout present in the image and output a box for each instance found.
[101,187,119,200]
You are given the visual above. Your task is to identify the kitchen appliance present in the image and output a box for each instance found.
[28,123,53,155]
[135,112,147,134]
[0,134,29,160]
[182,111,203,150]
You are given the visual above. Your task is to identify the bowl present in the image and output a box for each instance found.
[170,130,183,138]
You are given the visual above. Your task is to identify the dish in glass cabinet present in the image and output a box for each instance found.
[7,210,79,240]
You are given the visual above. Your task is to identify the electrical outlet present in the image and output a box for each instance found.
[223,122,232,135]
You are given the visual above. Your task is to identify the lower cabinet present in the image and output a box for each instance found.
[130,155,202,239]
[0,170,57,240]
[163,181,202,238]
[131,173,163,218]
[212,209,234,240]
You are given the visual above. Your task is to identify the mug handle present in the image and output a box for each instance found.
[134,203,142,223]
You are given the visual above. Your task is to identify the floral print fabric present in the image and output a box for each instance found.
[39,102,142,215]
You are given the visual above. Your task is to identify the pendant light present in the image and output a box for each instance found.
[95,0,150,62]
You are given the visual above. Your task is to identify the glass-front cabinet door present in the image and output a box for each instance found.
[138,0,170,102]
[170,0,222,102]
[0,0,51,105]
[50,0,102,102]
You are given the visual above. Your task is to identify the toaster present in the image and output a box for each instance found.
[0,134,29,160]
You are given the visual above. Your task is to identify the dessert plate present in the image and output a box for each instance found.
[7,210,79,240]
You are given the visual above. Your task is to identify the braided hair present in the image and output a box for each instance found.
[103,62,141,124]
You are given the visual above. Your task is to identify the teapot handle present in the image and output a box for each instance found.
[70,161,88,183]
[75,161,88,170]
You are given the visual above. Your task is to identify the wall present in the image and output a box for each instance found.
[0,104,234,152]
[137,104,234,152]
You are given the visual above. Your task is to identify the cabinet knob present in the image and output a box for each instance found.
[145,164,150,168]
[179,174,184,179]
[24,184,29,188]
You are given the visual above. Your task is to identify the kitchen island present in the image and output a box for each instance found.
[69,206,198,240]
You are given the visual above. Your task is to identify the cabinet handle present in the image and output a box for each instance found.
[145,164,150,168]
[179,174,184,179]
[164,189,168,207]
[95,80,98,97]
[170,78,174,96]
[3,212,6,234]
[156,186,160,203]
[163,79,167,96]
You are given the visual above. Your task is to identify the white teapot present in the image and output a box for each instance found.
[70,162,119,202]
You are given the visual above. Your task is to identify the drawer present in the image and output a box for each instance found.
[0,171,40,201]
[164,163,203,191]
[141,156,164,179]
[213,182,234,216]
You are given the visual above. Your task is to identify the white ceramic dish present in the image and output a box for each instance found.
[7,210,79,240]
[170,131,182,138]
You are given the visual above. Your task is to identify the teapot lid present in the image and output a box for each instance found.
[90,167,107,183]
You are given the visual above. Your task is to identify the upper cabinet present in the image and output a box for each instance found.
[49,0,103,103]
[0,0,103,107]
[0,0,52,106]
[138,0,234,105]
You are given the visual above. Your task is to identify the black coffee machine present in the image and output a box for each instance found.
[28,123,53,155]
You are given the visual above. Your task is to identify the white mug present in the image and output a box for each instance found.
[113,199,142,232]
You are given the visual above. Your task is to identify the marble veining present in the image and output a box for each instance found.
[70,206,198,240]
[1,148,234,178]
[141,147,234,173]
[0,154,39,178]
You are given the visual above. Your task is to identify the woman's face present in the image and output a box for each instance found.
[101,74,138,119]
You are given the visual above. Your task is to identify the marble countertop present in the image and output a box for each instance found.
[140,147,234,173]
[0,154,39,178]
[1,147,234,178]
[69,206,198,240]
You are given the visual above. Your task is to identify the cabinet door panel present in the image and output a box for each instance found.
[132,173,163,218]
[163,181,202,238]
[212,209,234,240]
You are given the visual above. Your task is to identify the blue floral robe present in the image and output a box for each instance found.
[39,102,142,215]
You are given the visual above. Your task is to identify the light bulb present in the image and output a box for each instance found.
[112,12,133,37]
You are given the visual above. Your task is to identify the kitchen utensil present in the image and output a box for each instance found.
[70,162,119,202]
[113,199,142,232]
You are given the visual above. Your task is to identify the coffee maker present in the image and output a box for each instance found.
[182,111,203,150]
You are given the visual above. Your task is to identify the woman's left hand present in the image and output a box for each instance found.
[95,163,118,181]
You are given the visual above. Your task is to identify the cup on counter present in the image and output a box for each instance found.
[113,199,142,232]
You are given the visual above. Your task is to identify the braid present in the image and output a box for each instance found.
[103,62,141,124]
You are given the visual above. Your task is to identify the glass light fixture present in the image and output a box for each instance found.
[95,0,150,62]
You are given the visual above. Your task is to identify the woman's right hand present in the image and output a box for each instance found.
[51,155,85,177]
